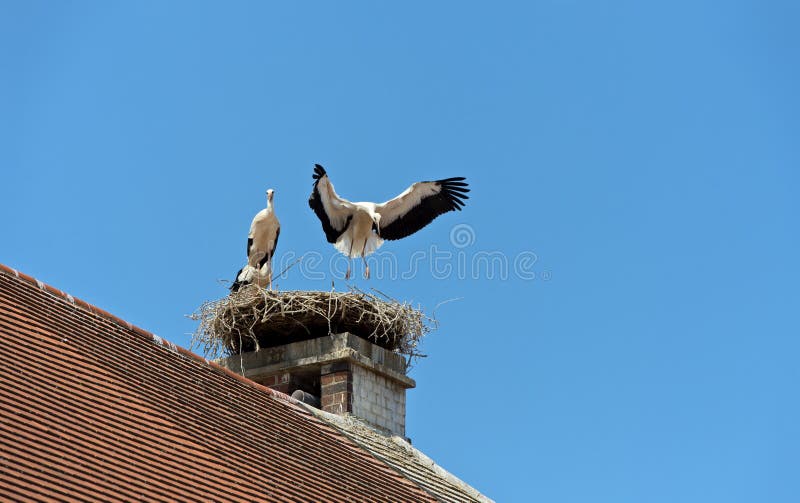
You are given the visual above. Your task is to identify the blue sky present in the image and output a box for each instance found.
[2,2,799,501]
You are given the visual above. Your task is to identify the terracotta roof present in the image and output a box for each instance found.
[0,264,437,502]
[308,409,494,503]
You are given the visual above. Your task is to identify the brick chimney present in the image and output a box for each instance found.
[217,333,415,437]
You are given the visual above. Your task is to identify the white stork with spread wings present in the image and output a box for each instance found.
[231,189,281,291]
[308,164,469,279]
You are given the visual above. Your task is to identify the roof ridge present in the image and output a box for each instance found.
[0,263,308,413]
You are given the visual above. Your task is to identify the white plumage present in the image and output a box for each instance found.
[308,164,469,279]
[231,189,281,291]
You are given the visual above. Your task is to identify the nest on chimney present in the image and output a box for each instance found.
[190,286,433,363]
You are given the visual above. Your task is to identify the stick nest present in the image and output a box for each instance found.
[190,286,434,363]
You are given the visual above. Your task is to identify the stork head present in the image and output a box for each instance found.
[371,213,382,234]
[266,189,275,204]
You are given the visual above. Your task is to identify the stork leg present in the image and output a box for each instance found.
[362,242,370,279]
[346,241,354,280]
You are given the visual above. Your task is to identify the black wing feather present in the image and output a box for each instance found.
[379,177,470,241]
[230,267,247,292]
[308,164,348,243]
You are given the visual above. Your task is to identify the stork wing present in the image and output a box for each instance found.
[308,164,356,243]
[230,266,252,292]
[376,177,469,241]
[257,225,280,269]
[272,225,280,257]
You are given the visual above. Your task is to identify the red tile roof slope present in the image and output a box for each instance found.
[0,264,436,503]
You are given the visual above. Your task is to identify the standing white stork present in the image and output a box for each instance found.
[308,164,469,279]
[231,189,281,292]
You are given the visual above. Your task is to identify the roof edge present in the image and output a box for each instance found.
[302,404,495,503]
[0,263,310,414]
